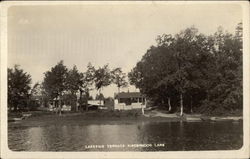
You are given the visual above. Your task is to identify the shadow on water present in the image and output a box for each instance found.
[8,121,243,151]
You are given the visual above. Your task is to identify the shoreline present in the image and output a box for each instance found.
[8,110,243,128]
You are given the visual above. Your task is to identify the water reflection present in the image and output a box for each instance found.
[8,121,243,151]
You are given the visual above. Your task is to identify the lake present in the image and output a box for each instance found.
[8,121,243,151]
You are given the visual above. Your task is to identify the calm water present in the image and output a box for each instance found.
[8,121,243,151]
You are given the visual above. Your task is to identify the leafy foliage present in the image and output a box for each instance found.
[111,67,128,92]
[43,61,68,98]
[65,65,83,111]
[65,65,83,94]
[8,65,32,111]
[42,60,68,111]
[129,23,243,115]
[93,64,112,92]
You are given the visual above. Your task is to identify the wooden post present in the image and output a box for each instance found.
[141,104,144,115]
[180,93,183,116]
[168,97,172,112]
[141,98,145,115]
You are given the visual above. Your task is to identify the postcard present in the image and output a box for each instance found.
[1,1,249,159]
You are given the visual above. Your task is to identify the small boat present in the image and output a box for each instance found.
[210,117,232,122]
[22,113,32,119]
[13,117,24,121]
[22,113,32,117]
[186,117,202,122]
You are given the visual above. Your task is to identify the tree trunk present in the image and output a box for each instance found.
[80,89,83,99]
[58,95,62,116]
[168,97,172,112]
[141,104,144,115]
[86,91,89,111]
[79,89,83,111]
[180,93,183,116]
[190,95,193,113]
[76,100,78,112]
[72,92,77,112]
[99,89,102,106]
[118,87,120,93]
[75,92,78,112]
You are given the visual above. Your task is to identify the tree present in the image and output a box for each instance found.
[93,64,112,95]
[111,67,128,93]
[128,66,143,90]
[42,60,68,115]
[200,25,243,114]
[29,82,43,110]
[84,63,95,88]
[65,65,83,111]
[79,63,96,111]
[30,82,40,96]
[92,64,112,105]
[129,27,203,115]
[170,27,202,116]
[235,22,242,43]
[129,24,243,116]
[8,65,32,111]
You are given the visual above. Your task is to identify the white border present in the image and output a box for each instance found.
[1,1,249,159]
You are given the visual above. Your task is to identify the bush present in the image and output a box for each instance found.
[196,99,242,116]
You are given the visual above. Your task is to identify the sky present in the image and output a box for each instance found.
[7,3,242,97]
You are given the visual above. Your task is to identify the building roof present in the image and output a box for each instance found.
[115,92,145,99]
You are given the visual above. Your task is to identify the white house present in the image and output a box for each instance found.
[114,92,146,110]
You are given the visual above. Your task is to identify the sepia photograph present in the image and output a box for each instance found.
[0,1,249,159]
